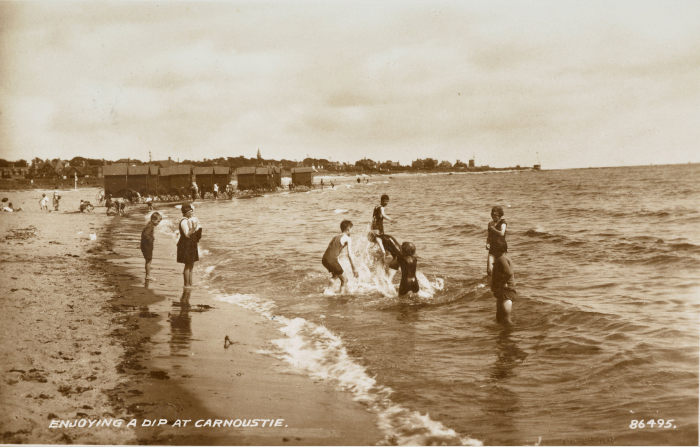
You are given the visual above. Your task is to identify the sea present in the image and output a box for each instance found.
[128,164,699,445]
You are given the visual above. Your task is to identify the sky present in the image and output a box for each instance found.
[1,1,699,169]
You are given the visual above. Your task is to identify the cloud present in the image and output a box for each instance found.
[1,1,699,167]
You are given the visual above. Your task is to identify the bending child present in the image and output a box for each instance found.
[486,205,508,276]
[322,220,358,294]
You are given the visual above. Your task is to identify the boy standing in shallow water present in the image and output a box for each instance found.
[372,194,394,235]
[141,212,162,280]
[322,220,358,294]
[491,248,516,326]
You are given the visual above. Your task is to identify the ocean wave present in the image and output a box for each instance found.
[213,293,482,446]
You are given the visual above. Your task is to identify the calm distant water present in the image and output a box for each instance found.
[151,164,699,445]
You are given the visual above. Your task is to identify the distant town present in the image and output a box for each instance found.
[0,150,540,182]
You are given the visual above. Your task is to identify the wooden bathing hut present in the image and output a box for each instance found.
[158,165,193,197]
[103,164,127,197]
[126,165,159,196]
[256,167,275,190]
[193,166,214,194]
[236,167,257,191]
[291,167,315,187]
[212,166,232,192]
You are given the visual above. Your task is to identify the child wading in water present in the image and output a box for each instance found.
[397,242,419,296]
[322,220,358,294]
[486,206,508,276]
[491,249,516,325]
[372,194,394,235]
[141,212,162,280]
[177,204,202,288]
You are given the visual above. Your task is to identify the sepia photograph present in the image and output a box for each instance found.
[0,1,698,445]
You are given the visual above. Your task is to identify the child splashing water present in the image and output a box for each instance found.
[329,226,443,300]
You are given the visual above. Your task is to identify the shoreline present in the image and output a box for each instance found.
[0,189,384,445]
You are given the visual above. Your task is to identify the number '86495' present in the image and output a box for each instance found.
[630,419,673,429]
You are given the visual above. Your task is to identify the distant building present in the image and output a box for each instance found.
[439,160,452,168]
[0,164,30,179]
[469,159,475,168]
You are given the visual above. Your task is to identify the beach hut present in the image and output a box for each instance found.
[213,166,232,192]
[158,165,193,195]
[236,167,257,190]
[256,167,274,190]
[193,166,214,193]
[103,164,128,196]
[291,167,315,187]
[126,165,159,194]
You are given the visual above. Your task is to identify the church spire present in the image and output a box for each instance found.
[257,148,261,160]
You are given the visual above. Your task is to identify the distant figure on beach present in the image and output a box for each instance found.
[322,219,358,294]
[330,181,334,189]
[372,194,394,235]
[320,179,324,189]
[3,202,14,212]
[213,183,219,199]
[190,182,198,201]
[146,196,154,211]
[105,194,114,214]
[397,242,419,296]
[486,206,508,276]
[40,194,49,211]
[79,200,94,213]
[141,211,162,281]
[357,177,361,184]
[53,192,61,211]
[491,250,516,326]
[177,204,202,289]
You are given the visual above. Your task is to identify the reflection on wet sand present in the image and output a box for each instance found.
[169,289,192,356]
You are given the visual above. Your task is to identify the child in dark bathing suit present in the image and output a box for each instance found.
[371,194,394,235]
[398,242,419,296]
[486,205,508,276]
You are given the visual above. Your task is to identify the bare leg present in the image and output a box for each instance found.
[183,263,194,287]
[145,260,152,279]
[487,253,494,276]
[496,299,513,326]
[339,273,349,294]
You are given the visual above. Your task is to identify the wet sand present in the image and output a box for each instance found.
[0,188,383,445]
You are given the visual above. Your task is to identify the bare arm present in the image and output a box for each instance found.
[344,236,358,276]
[381,207,393,221]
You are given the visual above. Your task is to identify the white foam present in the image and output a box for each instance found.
[334,209,348,214]
[212,292,481,445]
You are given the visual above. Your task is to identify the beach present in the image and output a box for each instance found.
[0,188,383,445]
[1,165,698,446]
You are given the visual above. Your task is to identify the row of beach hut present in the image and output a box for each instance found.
[103,165,315,198]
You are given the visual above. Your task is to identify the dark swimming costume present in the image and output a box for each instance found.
[322,235,346,276]
[397,254,419,296]
[494,288,516,302]
[177,219,200,265]
[372,206,384,234]
[487,219,508,255]
[322,257,343,276]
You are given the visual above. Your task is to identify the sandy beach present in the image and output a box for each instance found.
[0,188,383,445]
